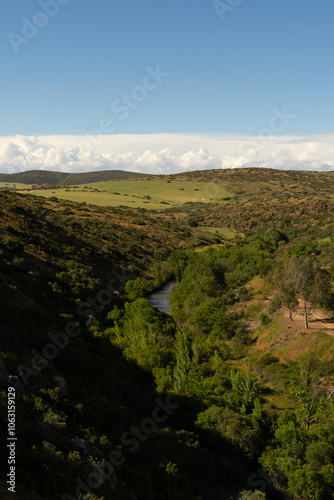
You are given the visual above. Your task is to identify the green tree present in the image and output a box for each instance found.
[173,328,191,395]
[173,327,204,397]
[229,366,260,415]
[124,277,153,300]
[273,261,298,321]
[167,249,189,282]
[288,463,325,500]
[291,363,334,429]
[111,298,175,370]
[278,255,330,328]
[292,369,324,429]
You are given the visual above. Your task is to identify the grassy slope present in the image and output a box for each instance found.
[227,276,334,412]
[196,227,241,239]
[173,167,334,199]
[16,169,334,231]
[242,267,334,363]
[6,165,334,194]
[0,183,32,189]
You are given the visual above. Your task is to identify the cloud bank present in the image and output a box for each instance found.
[0,133,333,174]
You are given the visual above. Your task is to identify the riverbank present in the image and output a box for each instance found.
[147,280,177,313]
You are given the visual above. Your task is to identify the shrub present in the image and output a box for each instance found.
[259,313,271,326]
[43,410,67,429]
[269,295,283,314]
[1,236,23,253]
[259,354,279,365]
[238,490,266,499]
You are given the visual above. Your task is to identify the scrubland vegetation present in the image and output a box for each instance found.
[1,168,334,499]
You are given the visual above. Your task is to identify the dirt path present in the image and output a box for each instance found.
[283,303,334,338]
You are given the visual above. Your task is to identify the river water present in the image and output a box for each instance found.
[147,281,177,313]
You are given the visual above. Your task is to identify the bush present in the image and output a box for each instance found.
[1,236,23,253]
[238,490,266,499]
[259,313,271,326]
[268,295,283,314]
[259,354,279,366]
[77,494,105,500]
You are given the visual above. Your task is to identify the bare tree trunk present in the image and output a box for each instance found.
[304,299,308,329]
[288,306,293,321]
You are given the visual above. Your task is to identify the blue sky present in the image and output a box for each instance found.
[1,0,334,173]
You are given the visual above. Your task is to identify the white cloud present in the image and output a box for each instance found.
[0,133,333,174]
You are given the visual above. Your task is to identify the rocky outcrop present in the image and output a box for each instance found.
[70,437,88,455]
[69,437,102,460]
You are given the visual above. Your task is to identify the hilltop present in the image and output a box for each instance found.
[0,169,147,187]
[10,167,334,210]
[2,166,334,196]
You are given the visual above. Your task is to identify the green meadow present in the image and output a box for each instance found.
[0,182,32,189]
[22,179,234,209]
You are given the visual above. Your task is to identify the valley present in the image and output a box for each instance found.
[0,168,334,500]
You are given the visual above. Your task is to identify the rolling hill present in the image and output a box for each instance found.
[0,169,147,187]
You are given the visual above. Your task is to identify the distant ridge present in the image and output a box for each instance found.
[0,169,148,186]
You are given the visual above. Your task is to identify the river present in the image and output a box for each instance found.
[147,280,177,313]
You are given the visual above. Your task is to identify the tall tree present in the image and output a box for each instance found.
[167,249,188,282]
[289,256,330,329]
[292,367,325,429]
[276,256,330,328]
[273,262,298,321]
